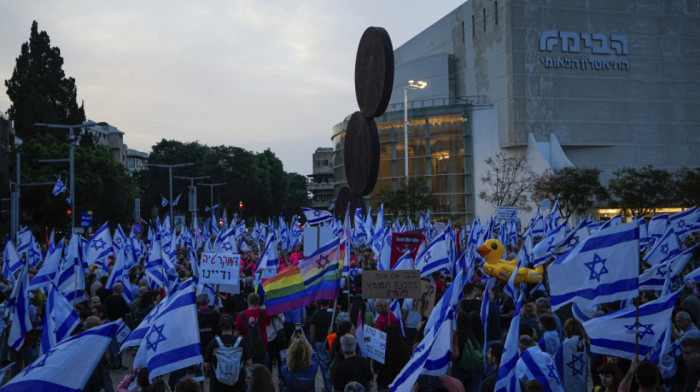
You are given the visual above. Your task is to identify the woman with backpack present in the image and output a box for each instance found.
[451,310,484,392]
[281,330,332,392]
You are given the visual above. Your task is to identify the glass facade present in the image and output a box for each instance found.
[332,103,475,222]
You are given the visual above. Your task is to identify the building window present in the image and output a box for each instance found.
[495,2,498,25]
[483,8,486,31]
[461,21,465,42]
[472,15,475,37]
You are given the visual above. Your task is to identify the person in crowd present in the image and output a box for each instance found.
[374,298,401,332]
[83,316,112,392]
[344,381,365,392]
[132,290,157,328]
[555,318,589,392]
[281,329,332,392]
[246,364,276,392]
[535,297,562,339]
[90,295,102,311]
[234,292,269,365]
[375,324,410,392]
[682,332,700,392]
[451,310,484,392]
[334,334,372,392]
[460,283,483,314]
[349,296,374,329]
[401,297,421,346]
[96,275,113,302]
[266,312,285,379]
[537,313,559,356]
[283,305,306,342]
[519,303,541,339]
[174,377,201,392]
[618,358,662,392]
[677,311,699,338]
[203,314,251,392]
[104,283,130,370]
[310,299,334,359]
[594,361,623,392]
[197,293,220,354]
[481,342,503,392]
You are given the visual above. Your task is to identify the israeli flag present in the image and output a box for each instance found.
[516,346,564,392]
[40,285,80,355]
[684,266,700,285]
[647,214,668,245]
[414,230,450,277]
[84,222,113,268]
[8,265,32,350]
[668,207,698,238]
[353,208,366,247]
[583,288,679,360]
[234,220,246,242]
[112,224,127,256]
[29,240,64,291]
[639,246,695,291]
[389,299,405,337]
[551,219,590,258]
[391,251,413,271]
[255,233,278,279]
[554,336,588,392]
[22,233,43,268]
[145,234,166,289]
[377,232,392,271]
[57,234,86,304]
[495,293,523,392]
[389,306,453,392]
[131,279,202,382]
[302,207,333,225]
[549,221,639,311]
[2,320,123,392]
[643,227,681,266]
[424,266,464,337]
[51,176,67,196]
[172,193,182,206]
[533,222,566,265]
[2,237,23,282]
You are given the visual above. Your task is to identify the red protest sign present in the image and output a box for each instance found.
[390,232,424,269]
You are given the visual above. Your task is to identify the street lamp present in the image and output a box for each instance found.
[404,80,428,184]
[149,163,194,219]
[36,121,96,230]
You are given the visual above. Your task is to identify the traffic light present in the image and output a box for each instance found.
[239,201,244,209]
[218,220,223,227]
[66,208,72,216]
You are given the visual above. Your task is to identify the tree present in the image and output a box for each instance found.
[674,167,700,207]
[5,21,85,140]
[372,178,437,223]
[609,166,674,217]
[531,167,609,221]
[478,152,533,212]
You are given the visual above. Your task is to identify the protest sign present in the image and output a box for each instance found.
[411,280,436,318]
[199,253,241,286]
[362,270,421,299]
[390,232,424,268]
[362,325,387,364]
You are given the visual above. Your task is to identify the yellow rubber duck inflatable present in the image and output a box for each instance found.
[477,239,543,284]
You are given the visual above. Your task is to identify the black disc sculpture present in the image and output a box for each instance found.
[335,27,394,219]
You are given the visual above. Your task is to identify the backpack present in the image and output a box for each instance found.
[458,339,484,371]
[242,310,266,364]
[213,336,243,386]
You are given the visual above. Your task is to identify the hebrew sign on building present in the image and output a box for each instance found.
[538,31,629,71]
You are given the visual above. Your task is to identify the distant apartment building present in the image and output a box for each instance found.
[126,149,148,172]
[307,147,334,209]
[83,121,147,171]
[0,115,16,180]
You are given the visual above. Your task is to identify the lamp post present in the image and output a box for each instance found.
[175,175,209,230]
[403,80,428,184]
[149,163,194,219]
[36,121,96,230]
[199,182,226,218]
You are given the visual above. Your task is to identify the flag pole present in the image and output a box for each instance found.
[635,217,641,359]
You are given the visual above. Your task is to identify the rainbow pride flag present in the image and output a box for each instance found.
[263,238,341,315]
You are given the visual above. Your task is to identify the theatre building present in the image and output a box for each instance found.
[331,0,700,222]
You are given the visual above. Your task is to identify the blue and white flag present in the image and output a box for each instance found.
[112,224,127,256]
[255,233,278,279]
[639,246,695,291]
[40,285,80,355]
[647,214,668,245]
[516,346,564,392]
[643,227,681,266]
[583,289,679,360]
[389,299,405,337]
[551,219,590,258]
[495,293,523,392]
[8,266,31,350]
[549,221,640,311]
[145,233,166,289]
[57,234,86,304]
[29,241,64,291]
[51,176,67,196]
[414,230,450,277]
[424,266,464,337]
[668,207,698,238]
[391,251,414,271]
[302,207,333,225]
[21,233,43,268]
[2,237,23,282]
[84,222,112,268]
[1,320,123,392]
[389,306,453,392]
[554,336,588,392]
[130,279,202,381]
[533,222,566,265]
[172,193,182,206]
[161,195,168,208]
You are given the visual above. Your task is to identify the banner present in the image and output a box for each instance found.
[362,325,387,364]
[390,232,424,269]
[198,253,241,286]
[362,270,421,299]
[411,280,436,318]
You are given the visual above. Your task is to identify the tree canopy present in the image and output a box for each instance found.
[478,152,533,212]
[609,166,674,217]
[372,178,437,223]
[531,167,609,221]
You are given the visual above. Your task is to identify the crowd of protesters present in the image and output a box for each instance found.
[0,223,699,392]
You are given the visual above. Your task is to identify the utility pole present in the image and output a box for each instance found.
[198,182,225,219]
[174,175,209,230]
[149,163,194,220]
[36,121,96,231]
